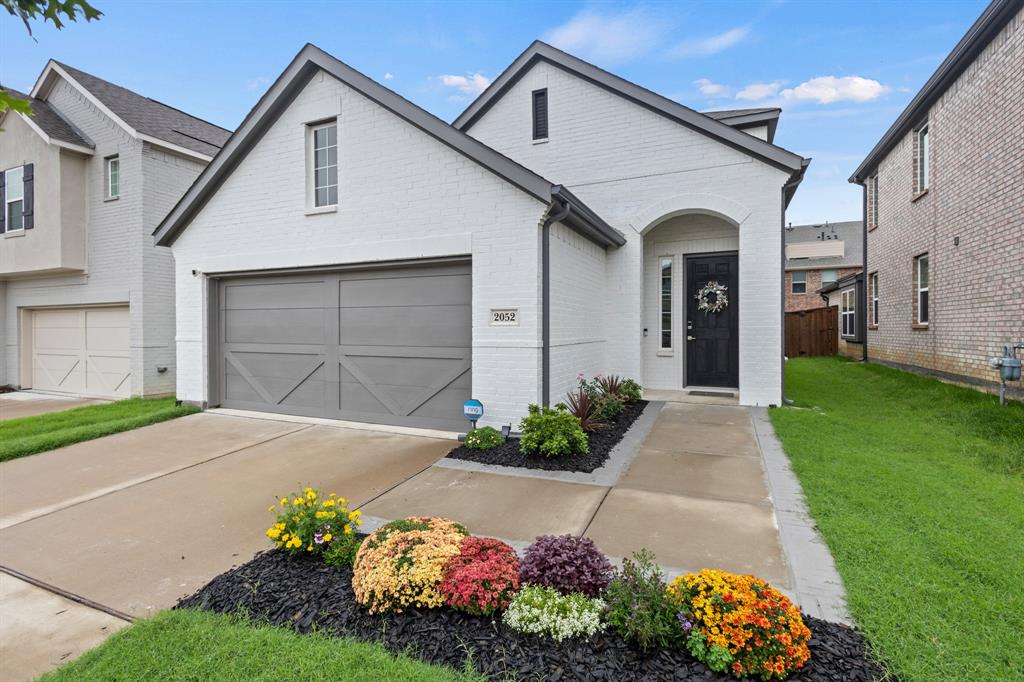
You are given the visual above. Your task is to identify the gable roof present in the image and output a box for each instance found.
[30,61,231,160]
[453,41,806,178]
[153,44,624,249]
[1,86,94,153]
[703,107,781,143]
[850,0,1022,183]
[785,220,863,270]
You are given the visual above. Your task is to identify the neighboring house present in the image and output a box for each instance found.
[154,42,808,431]
[820,272,864,359]
[784,220,862,313]
[849,0,1023,397]
[0,62,230,398]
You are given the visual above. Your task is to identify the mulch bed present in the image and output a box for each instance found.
[177,551,881,682]
[444,400,649,473]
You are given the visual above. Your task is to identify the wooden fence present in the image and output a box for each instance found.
[785,306,838,358]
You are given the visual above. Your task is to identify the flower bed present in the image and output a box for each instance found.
[445,399,648,473]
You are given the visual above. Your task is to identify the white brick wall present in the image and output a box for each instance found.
[465,61,789,405]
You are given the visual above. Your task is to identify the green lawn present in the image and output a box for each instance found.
[0,397,199,462]
[770,357,1023,681]
[40,609,482,681]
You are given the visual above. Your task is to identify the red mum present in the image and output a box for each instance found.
[439,536,521,616]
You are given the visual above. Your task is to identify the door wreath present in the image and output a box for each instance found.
[695,281,729,314]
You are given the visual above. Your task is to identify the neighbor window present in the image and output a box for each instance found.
[791,271,806,294]
[532,88,548,140]
[821,269,837,287]
[311,122,338,207]
[4,165,24,232]
[916,125,929,192]
[916,254,929,325]
[841,288,856,338]
[660,257,672,350]
[106,155,120,198]
[869,272,879,327]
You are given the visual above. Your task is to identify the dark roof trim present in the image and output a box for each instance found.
[784,159,811,209]
[453,41,805,175]
[850,0,1022,183]
[819,271,862,295]
[552,185,626,247]
[154,44,621,249]
[704,108,780,143]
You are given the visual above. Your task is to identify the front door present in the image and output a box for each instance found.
[686,253,738,388]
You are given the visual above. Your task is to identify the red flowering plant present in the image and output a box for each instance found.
[439,536,521,616]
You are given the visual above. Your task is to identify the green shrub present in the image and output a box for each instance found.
[595,394,624,421]
[620,378,642,403]
[323,533,364,568]
[603,549,683,651]
[464,426,504,450]
[519,404,589,458]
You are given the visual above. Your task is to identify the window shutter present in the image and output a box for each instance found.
[0,170,6,234]
[532,89,548,140]
[22,163,34,230]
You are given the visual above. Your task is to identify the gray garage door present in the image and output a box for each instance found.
[218,261,471,431]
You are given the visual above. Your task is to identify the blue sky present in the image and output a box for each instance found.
[2,0,988,224]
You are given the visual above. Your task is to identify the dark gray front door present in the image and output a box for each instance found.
[686,253,738,388]
[218,261,471,431]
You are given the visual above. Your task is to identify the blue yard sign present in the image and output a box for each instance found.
[463,399,484,426]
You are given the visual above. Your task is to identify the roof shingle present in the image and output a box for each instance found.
[2,86,93,149]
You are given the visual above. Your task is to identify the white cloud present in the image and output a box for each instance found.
[669,27,749,58]
[780,76,889,104]
[544,8,662,64]
[246,76,270,91]
[693,78,731,98]
[736,81,783,101]
[438,72,491,96]
[383,72,394,81]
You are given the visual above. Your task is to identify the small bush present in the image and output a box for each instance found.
[266,487,362,557]
[603,549,682,651]
[595,394,624,421]
[519,404,588,458]
[668,569,812,680]
[519,535,612,597]
[439,536,520,615]
[352,517,468,614]
[502,585,605,641]
[560,387,605,432]
[620,378,642,403]
[464,426,505,450]
[323,533,363,568]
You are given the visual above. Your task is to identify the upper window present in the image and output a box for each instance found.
[916,254,929,325]
[311,122,338,208]
[660,257,672,350]
[791,271,806,294]
[106,156,120,199]
[4,165,24,232]
[841,288,857,338]
[532,89,548,140]
[916,125,929,192]
[821,269,838,287]
[869,272,879,327]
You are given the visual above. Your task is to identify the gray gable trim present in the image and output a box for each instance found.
[850,0,1022,183]
[154,44,623,249]
[453,41,806,175]
[704,107,780,143]
[1,87,94,150]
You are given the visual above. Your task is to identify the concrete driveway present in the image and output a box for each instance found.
[0,412,454,680]
[0,393,102,421]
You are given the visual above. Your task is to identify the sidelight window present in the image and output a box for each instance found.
[660,257,672,349]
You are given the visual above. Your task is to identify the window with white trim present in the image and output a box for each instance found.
[660,257,672,350]
[841,288,856,338]
[869,272,879,327]
[916,125,929,192]
[791,270,806,294]
[916,254,929,325]
[310,122,338,207]
[821,269,837,287]
[106,155,120,199]
[4,165,24,231]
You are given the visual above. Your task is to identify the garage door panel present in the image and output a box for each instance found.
[225,352,324,381]
[224,309,325,345]
[408,383,474,420]
[338,306,471,347]
[86,325,129,352]
[338,273,471,308]
[341,354,470,388]
[33,326,86,351]
[224,280,326,310]
[30,306,130,399]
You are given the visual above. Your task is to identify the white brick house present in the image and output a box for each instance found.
[155,43,808,431]
[1,62,229,398]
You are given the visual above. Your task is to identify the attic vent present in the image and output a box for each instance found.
[532,88,548,140]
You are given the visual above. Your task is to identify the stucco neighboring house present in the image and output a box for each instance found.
[784,220,862,313]
[849,0,1023,398]
[0,62,230,398]
[154,42,809,432]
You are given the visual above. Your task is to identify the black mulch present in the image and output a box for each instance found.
[177,551,882,682]
[444,400,650,473]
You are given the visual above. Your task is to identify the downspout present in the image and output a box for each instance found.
[860,182,869,362]
[542,198,572,407]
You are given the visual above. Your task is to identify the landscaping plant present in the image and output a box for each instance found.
[558,386,605,432]
[519,534,612,597]
[502,585,606,641]
[323,533,364,568]
[463,426,504,450]
[602,549,683,651]
[595,393,624,421]
[667,569,811,680]
[352,517,468,614]
[518,404,589,458]
[595,374,624,399]
[619,378,642,403]
[439,536,520,616]
[266,487,362,556]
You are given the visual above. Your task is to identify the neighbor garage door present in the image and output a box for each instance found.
[218,261,471,431]
[30,306,131,399]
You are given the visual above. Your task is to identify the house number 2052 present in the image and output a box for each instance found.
[490,308,519,326]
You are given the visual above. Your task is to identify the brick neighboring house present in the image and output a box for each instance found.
[849,0,1024,398]
[784,220,862,313]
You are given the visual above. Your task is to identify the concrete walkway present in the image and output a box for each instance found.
[0,392,102,421]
